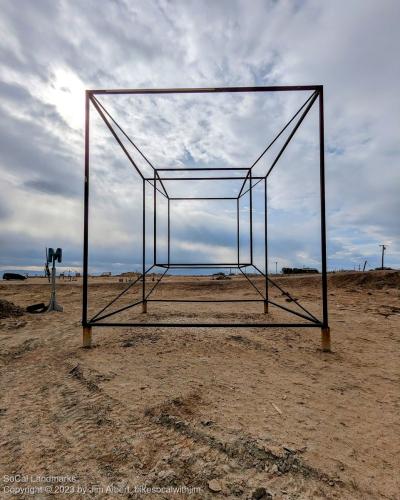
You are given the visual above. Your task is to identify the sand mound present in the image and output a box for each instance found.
[329,270,400,289]
[0,299,24,319]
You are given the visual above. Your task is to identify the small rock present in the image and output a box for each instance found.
[252,486,272,499]
[230,484,244,496]
[278,462,289,473]
[157,469,175,481]
[68,364,81,376]
[208,479,222,492]
[283,446,296,454]
[201,419,214,427]
[121,341,133,348]
[265,445,283,457]
[270,464,279,474]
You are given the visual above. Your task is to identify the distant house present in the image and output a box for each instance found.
[101,272,112,276]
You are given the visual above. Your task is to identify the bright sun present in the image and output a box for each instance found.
[45,67,86,130]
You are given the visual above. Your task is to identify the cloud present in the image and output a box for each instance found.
[0,0,399,274]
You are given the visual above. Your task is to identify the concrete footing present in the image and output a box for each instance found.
[321,327,331,352]
[83,326,92,348]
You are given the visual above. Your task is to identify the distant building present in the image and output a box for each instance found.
[282,267,319,275]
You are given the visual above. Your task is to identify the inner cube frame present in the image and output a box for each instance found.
[82,86,330,351]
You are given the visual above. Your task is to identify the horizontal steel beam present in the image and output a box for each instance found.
[89,85,322,95]
[156,167,250,171]
[147,176,264,181]
[148,299,264,303]
[156,263,251,267]
[170,197,237,200]
[88,322,324,328]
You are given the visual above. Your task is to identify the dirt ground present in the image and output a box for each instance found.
[0,271,399,499]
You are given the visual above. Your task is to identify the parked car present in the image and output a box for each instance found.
[2,272,27,281]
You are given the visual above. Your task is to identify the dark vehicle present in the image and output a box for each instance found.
[282,267,319,275]
[2,272,27,281]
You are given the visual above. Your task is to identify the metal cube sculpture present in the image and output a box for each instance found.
[82,86,330,351]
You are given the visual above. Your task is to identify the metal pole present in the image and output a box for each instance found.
[51,259,55,305]
[264,177,268,313]
[82,91,92,347]
[153,170,156,265]
[249,170,253,264]
[318,87,330,351]
[237,198,240,266]
[90,85,322,95]
[167,199,170,266]
[379,244,386,269]
[142,179,147,313]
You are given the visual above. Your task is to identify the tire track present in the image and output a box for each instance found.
[49,360,245,497]
[52,360,344,498]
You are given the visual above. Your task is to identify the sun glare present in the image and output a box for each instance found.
[45,67,86,130]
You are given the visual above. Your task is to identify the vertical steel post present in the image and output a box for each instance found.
[319,87,330,351]
[142,178,147,313]
[249,170,253,265]
[264,177,269,314]
[237,198,240,266]
[153,170,156,265]
[82,91,92,346]
[167,199,170,266]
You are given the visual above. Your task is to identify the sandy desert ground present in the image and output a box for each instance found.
[0,271,399,499]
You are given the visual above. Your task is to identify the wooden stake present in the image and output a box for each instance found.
[83,326,92,348]
[264,301,269,314]
[321,327,331,352]
[142,301,147,313]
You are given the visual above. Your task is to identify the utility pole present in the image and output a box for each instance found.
[363,260,367,272]
[275,261,278,275]
[379,244,387,269]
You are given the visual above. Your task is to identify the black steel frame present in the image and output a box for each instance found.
[83,86,328,336]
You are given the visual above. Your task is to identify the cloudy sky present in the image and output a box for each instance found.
[0,0,399,275]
